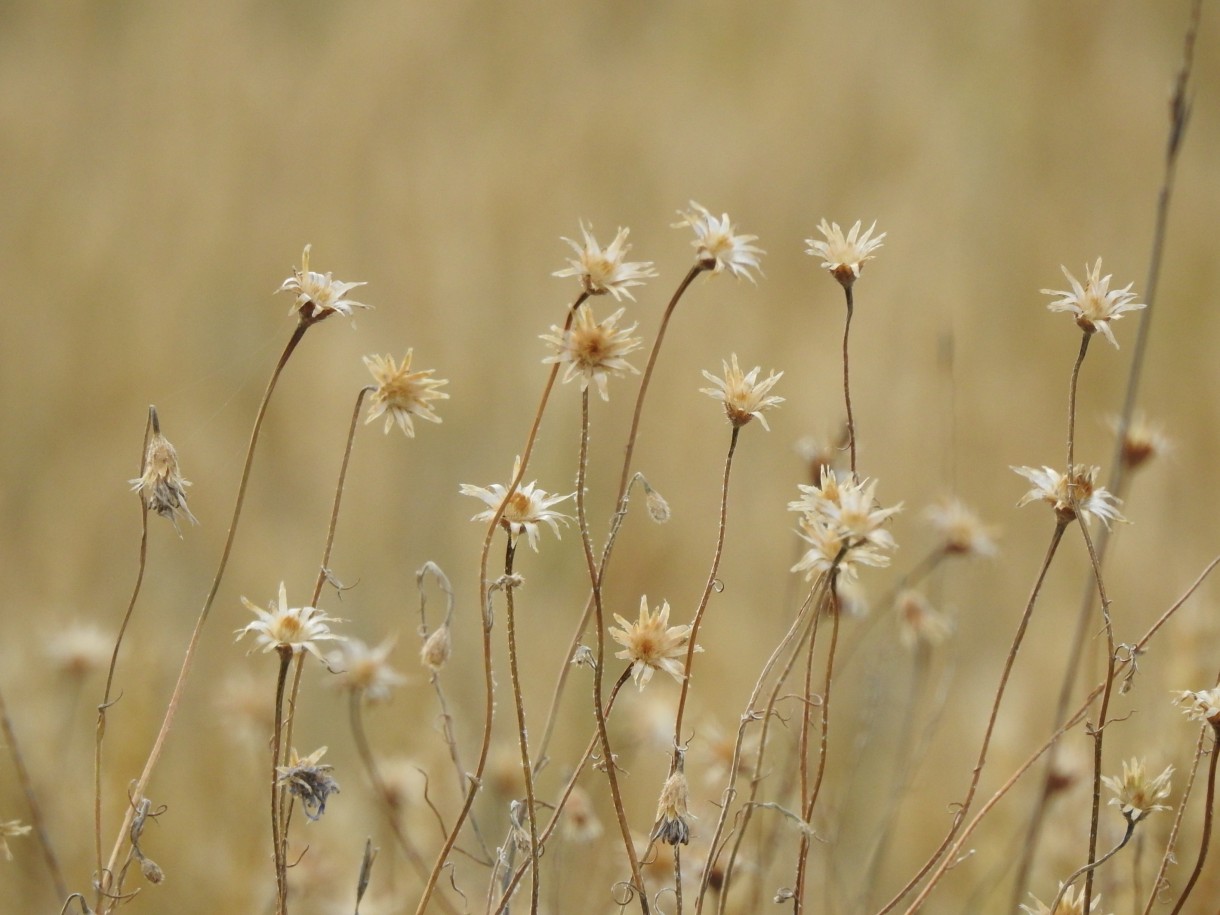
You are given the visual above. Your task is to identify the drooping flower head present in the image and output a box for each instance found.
[700,354,784,430]
[236,582,345,664]
[325,637,407,703]
[1101,758,1173,824]
[459,457,573,551]
[277,244,370,324]
[789,470,902,581]
[1013,465,1124,528]
[363,351,449,436]
[276,746,340,821]
[540,303,642,401]
[673,201,764,282]
[609,596,701,690]
[552,222,658,301]
[805,219,885,288]
[129,414,197,534]
[652,755,694,846]
[924,496,999,558]
[1042,259,1144,348]
[1174,687,1220,727]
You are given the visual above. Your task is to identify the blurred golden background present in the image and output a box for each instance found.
[1,1,1218,912]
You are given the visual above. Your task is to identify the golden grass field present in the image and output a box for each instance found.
[1,1,1219,913]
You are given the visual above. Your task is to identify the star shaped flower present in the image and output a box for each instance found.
[1042,259,1144,348]
[236,582,345,663]
[673,201,764,282]
[609,596,701,690]
[460,458,573,551]
[700,353,784,430]
[277,244,370,324]
[1013,465,1124,528]
[363,351,449,436]
[541,303,642,401]
[805,219,885,288]
[552,222,657,301]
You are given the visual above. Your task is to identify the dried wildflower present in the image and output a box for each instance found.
[138,855,165,884]
[1174,687,1220,727]
[419,624,452,672]
[805,219,885,288]
[789,470,902,581]
[794,432,844,486]
[652,762,694,846]
[277,746,340,821]
[673,201,764,282]
[700,354,784,431]
[236,582,345,664]
[1042,259,1144,348]
[1108,413,1170,472]
[0,819,31,862]
[562,786,604,844]
[540,303,642,401]
[130,427,197,534]
[642,479,671,524]
[326,637,406,702]
[924,496,999,558]
[45,622,112,678]
[1013,465,1125,528]
[459,458,573,552]
[1101,758,1173,823]
[277,244,369,324]
[363,351,448,436]
[609,596,701,690]
[1021,884,1111,915]
[552,222,657,301]
[895,589,952,651]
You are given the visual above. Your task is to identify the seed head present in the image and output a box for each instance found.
[130,424,197,535]
[700,354,784,431]
[1013,465,1124,528]
[673,201,764,282]
[1101,758,1173,823]
[652,760,694,846]
[276,746,340,821]
[609,596,701,690]
[552,222,657,301]
[277,244,369,324]
[540,303,642,401]
[805,219,885,288]
[420,624,452,672]
[363,351,448,437]
[1042,259,1144,347]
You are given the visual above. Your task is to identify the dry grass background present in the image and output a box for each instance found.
[1,1,1219,912]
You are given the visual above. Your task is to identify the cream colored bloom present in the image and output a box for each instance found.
[673,201,764,282]
[540,303,642,401]
[924,496,999,558]
[805,219,885,287]
[277,244,369,323]
[129,426,197,534]
[363,351,449,436]
[609,596,701,690]
[326,637,407,702]
[700,354,784,430]
[1021,884,1110,915]
[789,470,902,581]
[236,582,345,663]
[1174,687,1220,726]
[1042,259,1144,348]
[1101,758,1173,823]
[459,458,572,551]
[1013,465,1124,528]
[552,222,657,301]
[895,589,952,650]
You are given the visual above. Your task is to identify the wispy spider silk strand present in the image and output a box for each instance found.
[101,321,310,907]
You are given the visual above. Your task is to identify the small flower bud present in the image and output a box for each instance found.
[420,625,452,672]
[643,482,671,524]
[140,856,165,884]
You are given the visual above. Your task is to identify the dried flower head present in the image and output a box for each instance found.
[1021,884,1110,915]
[789,470,902,581]
[1013,465,1125,528]
[552,222,657,301]
[895,589,952,651]
[0,820,31,862]
[45,622,112,678]
[326,637,406,702]
[562,786,604,844]
[540,303,642,401]
[130,426,197,534]
[459,458,573,551]
[642,479,671,524]
[276,746,340,821]
[1108,413,1170,472]
[700,354,784,430]
[236,582,345,664]
[673,201,764,282]
[924,496,999,558]
[1042,259,1144,348]
[1101,758,1173,823]
[419,624,452,672]
[363,351,449,436]
[277,244,369,324]
[794,431,844,486]
[609,596,701,690]
[1174,687,1220,727]
[805,219,885,288]
[652,761,694,846]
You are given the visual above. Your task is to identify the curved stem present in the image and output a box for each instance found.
[1168,724,1220,915]
[271,647,293,915]
[1048,816,1136,914]
[1065,333,1090,471]
[841,286,857,475]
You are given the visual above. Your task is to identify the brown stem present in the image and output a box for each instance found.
[841,285,857,475]
[271,646,293,915]
[1065,332,1090,471]
[1168,724,1220,915]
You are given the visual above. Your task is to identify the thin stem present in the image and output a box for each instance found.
[1168,724,1219,915]
[1065,332,1091,470]
[271,646,293,915]
[101,322,309,907]
[1048,815,1137,913]
[1143,712,1210,915]
[842,285,857,475]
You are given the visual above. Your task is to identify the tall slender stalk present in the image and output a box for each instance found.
[1168,723,1220,915]
[841,285,857,474]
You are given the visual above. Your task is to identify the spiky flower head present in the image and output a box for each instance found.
[130,416,197,534]
[805,219,885,288]
[700,354,784,431]
[1101,758,1173,823]
[552,222,657,301]
[236,582,345,664]
[1174,687,1220,727]
[540,303,642,401]
[1021,884,1110,915]
[326,637,407,703]
[459,457,573,551]
[789,470,902,582]
[277,244,369,324]
[673,201,764,282]
[276,746,340,821]
[1013,465,1125,528]
[1042,259,1144,348]
[924,496,999,558]
[609,596,701,690]
[363,351,449,436]
[652,756,694,846]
